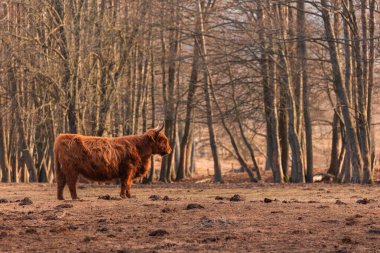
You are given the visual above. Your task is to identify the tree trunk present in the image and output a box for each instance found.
[321,0,363,183]
[176,21,200,181]
[147,40,156,183]
[327,112,341,177]
[258,0,283,183]
[209,79,257,182]
[278,81,289,180]
[367,0,375,172]
[160,0,179,182]
[275,2,304,183]
[53,0,76,133]
[348,0,371,183]
[0,107,11,182]
[198,0,223,183]
[297,0,313,182]
[189,135,196,175]
[8,67,37,182]
[279,51,304,183]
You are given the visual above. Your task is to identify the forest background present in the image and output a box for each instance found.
[0,0,379,185]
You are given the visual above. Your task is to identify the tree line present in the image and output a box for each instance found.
[0,0,378,184]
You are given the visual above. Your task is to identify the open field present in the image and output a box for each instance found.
[0,181,380,253]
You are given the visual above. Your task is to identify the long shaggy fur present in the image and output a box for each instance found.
[54,128,171,200]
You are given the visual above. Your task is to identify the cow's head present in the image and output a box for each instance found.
[146,122,172,156]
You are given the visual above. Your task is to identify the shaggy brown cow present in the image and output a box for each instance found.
[53,122,171,200]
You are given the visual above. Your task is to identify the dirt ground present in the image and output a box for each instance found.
[0,180,380,253]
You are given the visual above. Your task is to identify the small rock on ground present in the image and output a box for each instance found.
[149,195,161,201]
[55,204,73,209]
[161,207,176,213]
[356,198,375,204]
[19,197,33,206]
[341,236,353,244]
[83,236,92,242]
[97,227,109,232]
[230,194,244,202]
[98,195,121,200]
[202,236,220,243]
[25,228,38,234]
[186,203,204,210]
[335,200,346,205]
[149,229,169,237]
[368,229,380,234]
[162,196,171,201]
[264,198,272,203]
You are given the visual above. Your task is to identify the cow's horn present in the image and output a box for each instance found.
[153,121,160,131]
[154,121,165,132]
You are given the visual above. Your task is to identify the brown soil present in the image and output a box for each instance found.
[0,181,379,252]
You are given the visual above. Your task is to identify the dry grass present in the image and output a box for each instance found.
[0,179,380,252]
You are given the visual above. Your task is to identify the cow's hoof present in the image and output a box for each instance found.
[126,193,131,198]
[120,194,127,199]
[58,196,64,200]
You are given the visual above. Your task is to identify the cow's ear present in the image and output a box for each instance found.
[147,130,157,142]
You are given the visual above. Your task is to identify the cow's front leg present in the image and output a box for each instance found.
[125,176,133,198]
[120,179,126,198]
[120,169,133,199]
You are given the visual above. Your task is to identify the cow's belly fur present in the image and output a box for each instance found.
[59,156,121,181]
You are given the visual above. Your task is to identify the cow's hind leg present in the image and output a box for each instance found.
[56,170,66,200]
[66,171,79,200]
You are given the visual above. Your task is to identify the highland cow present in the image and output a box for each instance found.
[53,122,171,200]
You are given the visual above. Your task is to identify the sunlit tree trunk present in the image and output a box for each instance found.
[297,0,313,182]
[198,0,223,183]
[276,3,303,183]
[321,0,363,183]
[0,104,11,182]
[328,112,340,177]
[176,15,200,181]
[258,0,283,183]
[368,0,375,172]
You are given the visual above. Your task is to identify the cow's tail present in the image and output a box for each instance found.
[54,143,61,176]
